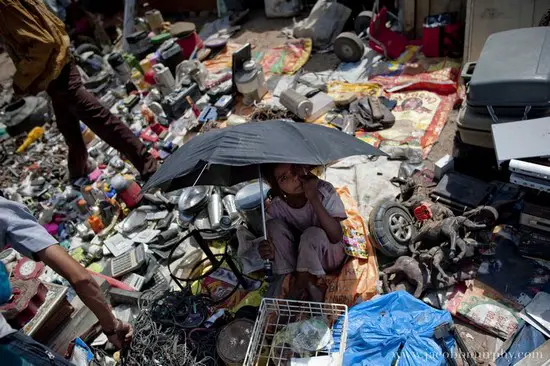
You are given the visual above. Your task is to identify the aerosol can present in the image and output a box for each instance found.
[152,64,176,96]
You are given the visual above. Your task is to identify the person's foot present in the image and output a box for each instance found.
[71,176,91,189]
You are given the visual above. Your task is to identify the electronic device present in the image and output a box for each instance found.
[123,95,140,111]
[509,159,550,181]
[207,80,233,101]
[280,89,312,119]
[161,84,201,119]
[518,226,550,260]
[144,271,169,294]
[198,106,218,124]
[121,273,145,291]
[108,288,142,306]
[520,202,550,232]
[214,95,234,119]
[510,173,550,193]
[235,60,268,105]
[232,44,252,93]
[308,92,336,121]
[110,244,146,278]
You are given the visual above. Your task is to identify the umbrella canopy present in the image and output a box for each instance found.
[143,120,387,192]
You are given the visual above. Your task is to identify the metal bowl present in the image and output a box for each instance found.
[178,186,210,214]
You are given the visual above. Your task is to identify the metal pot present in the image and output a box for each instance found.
[235,181,270,237]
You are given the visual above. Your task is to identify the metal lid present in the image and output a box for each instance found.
[169,22,196,38]
[243,60,257,72]
[178,186,210,212]
[235,181,269,210]
[217,319,255,364]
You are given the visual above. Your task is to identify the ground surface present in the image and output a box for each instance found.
[231,10,457,163]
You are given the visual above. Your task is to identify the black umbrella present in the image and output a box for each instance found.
[143,120,386,193]
[143,119,386,280]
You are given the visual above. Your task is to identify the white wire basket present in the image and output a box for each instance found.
[244,298,348,366]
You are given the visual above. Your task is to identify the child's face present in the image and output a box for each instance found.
[273,164,304,196]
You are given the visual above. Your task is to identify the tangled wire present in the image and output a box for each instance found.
[249,103,296,121]
[122,290,220,366]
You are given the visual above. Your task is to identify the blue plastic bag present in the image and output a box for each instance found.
[333,291,455,366]
[0,262,12,305]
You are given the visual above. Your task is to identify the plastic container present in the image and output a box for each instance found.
[111,175,142,208]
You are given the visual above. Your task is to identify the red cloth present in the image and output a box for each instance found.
[175,31,204,59]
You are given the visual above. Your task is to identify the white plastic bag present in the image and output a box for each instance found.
[293,0,352,49]
[265,0,302,18]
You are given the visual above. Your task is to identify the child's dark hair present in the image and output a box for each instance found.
[261,164,282,198]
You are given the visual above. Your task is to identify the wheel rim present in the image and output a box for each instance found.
[388,212,412,242]
[340,43,355,59]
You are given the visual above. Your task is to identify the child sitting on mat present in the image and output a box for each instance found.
[260,163,348,300]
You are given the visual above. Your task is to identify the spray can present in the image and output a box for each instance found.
[152,64,175,96]
[111,175,142,208]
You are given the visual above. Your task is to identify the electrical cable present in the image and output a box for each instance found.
[122,289,219,366]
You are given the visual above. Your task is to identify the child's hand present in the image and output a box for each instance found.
[259,240,275,260]
[299,173,319,201]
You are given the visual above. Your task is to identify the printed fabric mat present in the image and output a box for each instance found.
[203,39,312,75]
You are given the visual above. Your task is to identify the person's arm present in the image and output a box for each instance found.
[0,198,131,348]
[300,176,343,244]
[36,246,132,348]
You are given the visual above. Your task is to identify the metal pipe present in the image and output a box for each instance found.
[258,165,273,281]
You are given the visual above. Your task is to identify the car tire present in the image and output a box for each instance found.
[334,32,365,63]
[75,43,101,56]
[369,199,416,257]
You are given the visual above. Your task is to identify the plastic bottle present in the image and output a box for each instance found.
[16,126,44,153]
[88,206,105,234]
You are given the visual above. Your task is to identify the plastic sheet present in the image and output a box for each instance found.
[333,291,455,366]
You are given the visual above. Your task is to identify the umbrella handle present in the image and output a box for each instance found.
[258,165,273,282]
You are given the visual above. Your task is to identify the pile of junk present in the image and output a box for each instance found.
[363,26,550,365]
[2,1,550,365]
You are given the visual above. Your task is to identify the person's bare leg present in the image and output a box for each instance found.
[288,272,313,300]
[293,227,346,301]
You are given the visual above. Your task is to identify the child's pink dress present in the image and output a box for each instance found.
[266,180,348,276]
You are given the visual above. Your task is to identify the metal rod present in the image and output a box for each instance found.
[258,165,272,281]
[258,165,268,240]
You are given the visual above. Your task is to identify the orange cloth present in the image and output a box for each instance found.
[0,0,70,95]
[278,186,379,306]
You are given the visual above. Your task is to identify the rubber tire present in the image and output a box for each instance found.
[464,206,499,226]
[334,32,365,63]
[75,43,101,56]
[540,9,550,26]
[368,199,416,258]
[355,11,373,34]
